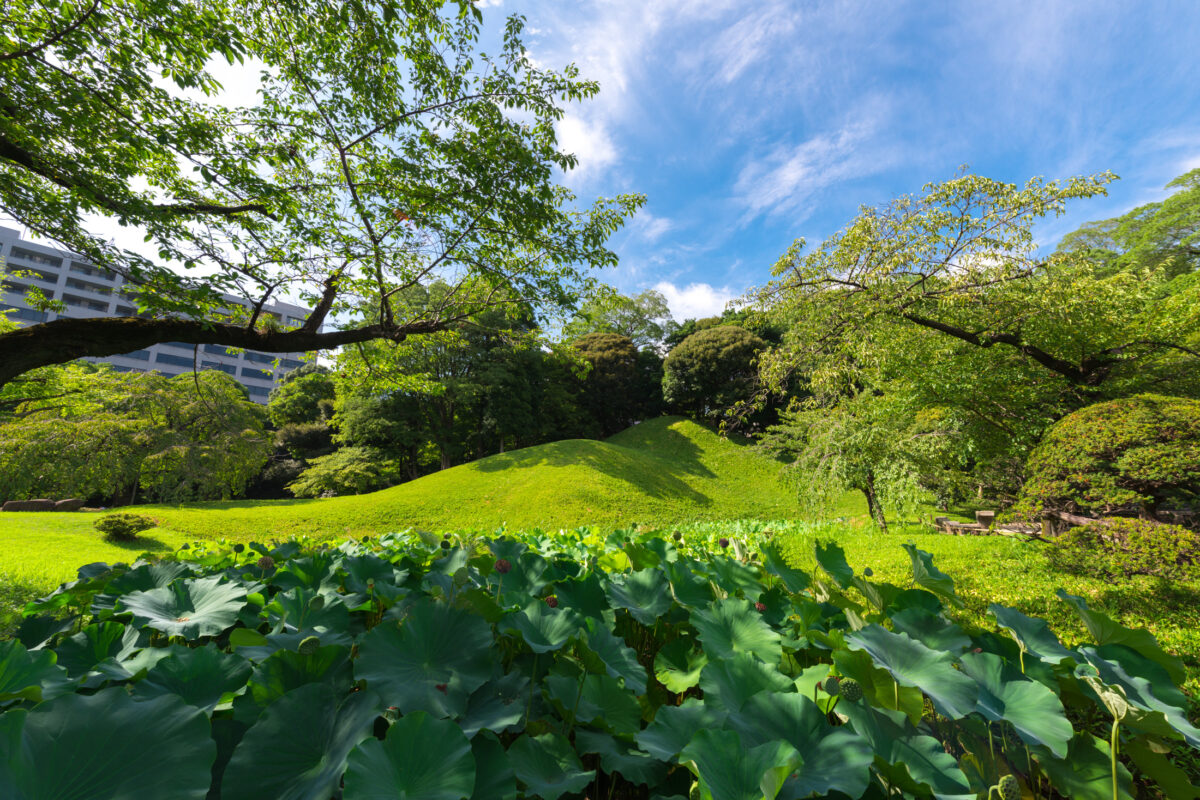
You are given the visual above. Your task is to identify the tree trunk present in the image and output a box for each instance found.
[862,470,889,533]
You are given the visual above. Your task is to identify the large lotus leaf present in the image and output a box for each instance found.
[1057,590,1185,683]
[1125,736,1200,800]
[636,698,727,761]
[0,688,214,799]
[554,571,610,618]
[506,733,594,800]
[699,652,792,713]
[492,553,552,602]
[839,703,973,799]
[265,586,351,634]
[889,607,971,653]
[221,683,380,800]
[231,629,354,662]
[0,639,73,702]
[724,691,873,799]
[846,624,978,719]
[606,568,673,626]
[665,559,716,608]
[680,728,801,800]
[469,732,518,800]
[831,648,925,723]
[271,553,338,592]
[654,637,708,693]
[356,599,494,717]
[341,553,400,591]
[989,603,1076,664]
[575,729,668,787]
[461,671,529,738]
[247,643,353,708]
[813,540,854,589]
[344,710,475,800]
[760,543,810,594]
[92,561,193,612]
[580,618,648,694]
[1033,732,1135,800]
[1078,645,1200,748]
[709,557,765,600]
[900,543,963,607]
[121,575,246,638]
[546,672,642,734]
[691,598,781,663]
[959,651,1073,758]
[624,541,662,570]
[502,600,586,654]
[51,621,140,678]
[132,644,253,713]
[15,614,76,650]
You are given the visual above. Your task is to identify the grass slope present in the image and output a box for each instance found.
[0,417,804,590]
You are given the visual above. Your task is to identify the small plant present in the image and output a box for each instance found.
[1047,517,1200,581]
[93,512,157,543]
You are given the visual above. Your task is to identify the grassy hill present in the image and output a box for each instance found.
[0,417,812,590]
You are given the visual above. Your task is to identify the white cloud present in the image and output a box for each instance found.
[556,115,618,179]
[632,212,673,243]
[653,281,735,321]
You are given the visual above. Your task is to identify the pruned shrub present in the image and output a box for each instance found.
[1047,517,1200,581]
[94,512,157,543]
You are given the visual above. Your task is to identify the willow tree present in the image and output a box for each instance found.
[0,0,642,387]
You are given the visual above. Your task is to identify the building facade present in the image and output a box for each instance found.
[0,226,313,403]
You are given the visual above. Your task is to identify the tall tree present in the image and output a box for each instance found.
[562,287,678,352]
[0,0,642,386]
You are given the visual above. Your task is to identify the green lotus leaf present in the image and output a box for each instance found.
[606,568,673,626]
[727,692,874,800]
[469,731,518,800]
[492,553,552,601]
[271,553,338,592]
[1125,736,1200,800]
[220,682,380,800]
[132,644,253,713]
[889,607,971,653]
[839,703,973,798]
[0,639,74,703]
[1077,645,1200,748]
[846,624,978,719]
[228,627,270,649]
[247,644,353,707]
[654,637,708,693]
[92,561,193,612]
[959,651,1073,758]
[503,599,587,654]
[120,575,247,638]
[1032,732,1135,800]
[231,629,354,662]
[1057,590,1185,683]
[581,618,648,694]
[664,559,715,608]
[760,543,810,594]
[831,648,925,723]
[624,541,662,570]
[813,540,854,589]
[344,710,475,800]
[900,543,963,607]
[989,603,1076,664]
[699,652,792,713]
[0,688,214,799]
[691,598,781,663]
[710,557,765,600]
[15,614,76,650]
[546,672,642,734]
[265,586,351,634]
[575,729,668,788]
[554,571,610,618]
[506,732,594,800]
[51,621,140,678]
[460,671,529,738]
[680,728,801,800]
[636,698,727,761]
[356,599,494,716]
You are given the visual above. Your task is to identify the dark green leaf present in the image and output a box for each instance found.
[344,710,475,800]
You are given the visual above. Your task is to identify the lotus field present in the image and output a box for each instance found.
[1,526,1197,799]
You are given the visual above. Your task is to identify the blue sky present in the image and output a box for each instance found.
[490,0,1200,319]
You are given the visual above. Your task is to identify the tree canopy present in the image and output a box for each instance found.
[0,0,642,387]
[561,287,678,352]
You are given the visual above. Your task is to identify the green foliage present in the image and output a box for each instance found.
[573,332,662,436]
[6,527,1198,798]
[562,287,678,352]
[267,367,335,427]
[663,325,766,421]
[94,513,157,543]
[1048,518,1200,582]
[286,447,404,498]
[1017,394,1200,520]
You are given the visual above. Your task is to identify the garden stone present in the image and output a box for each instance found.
[2,498,56,511]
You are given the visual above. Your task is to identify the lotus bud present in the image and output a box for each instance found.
[839,678,863,702]
[435,683,448,693]
[718,538,730,548]
[495,558,512,574]
[545,596,559,608]
[298,635,321,655]
[754,601,766,612]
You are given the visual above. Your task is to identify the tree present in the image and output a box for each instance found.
[0,0,642,387]
[562,288,678,352]
[572,332,660,436]
[267,364,335,427]
[662,325,766,422]
[286,446,403,498]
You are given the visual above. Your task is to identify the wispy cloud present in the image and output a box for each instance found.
[653,281,735,321]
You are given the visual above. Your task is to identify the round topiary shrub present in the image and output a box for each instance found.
[94,512,157,543]
[1047,517,1200,581]
[1016,394,1200,523]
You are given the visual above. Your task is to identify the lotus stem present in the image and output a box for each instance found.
[1018,648,1025,675]
[1110,718,1120,800]
[526,652,538,726]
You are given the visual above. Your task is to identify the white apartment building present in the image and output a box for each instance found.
[0,226,313,403]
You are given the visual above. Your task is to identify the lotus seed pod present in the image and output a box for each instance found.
[233,543,245,553]
[996,775,1019,800]
[839,678,863,702]
[673,531,682,541]
[383,706,400,722]
[440,539,451,550]
[495,558,512,574]
[862,566,873,577]
[256,556,275,571]
[308,595,325,611]
[822,676,841,695]
[298,635,321,655]
[718,537,730,548]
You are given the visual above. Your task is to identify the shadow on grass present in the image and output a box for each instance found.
[108,534,174,554]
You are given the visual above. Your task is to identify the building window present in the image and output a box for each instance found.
[5,265,56,283]
[1,280,33,296]
[280,358,304,370]
[61,294,109,312]
[64,278,112,296]
[241,367,273,380]
[69,262,116,280]
[155,353,196,368]
[0,304,48,323]
[161,341,198,352]
[121,349,153,361]
[9,246,63,268]
[115,306,135,316]
[204,344,237,356]
[244,351,275,364]
[202,361,237,375]
[245,384,272,398]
